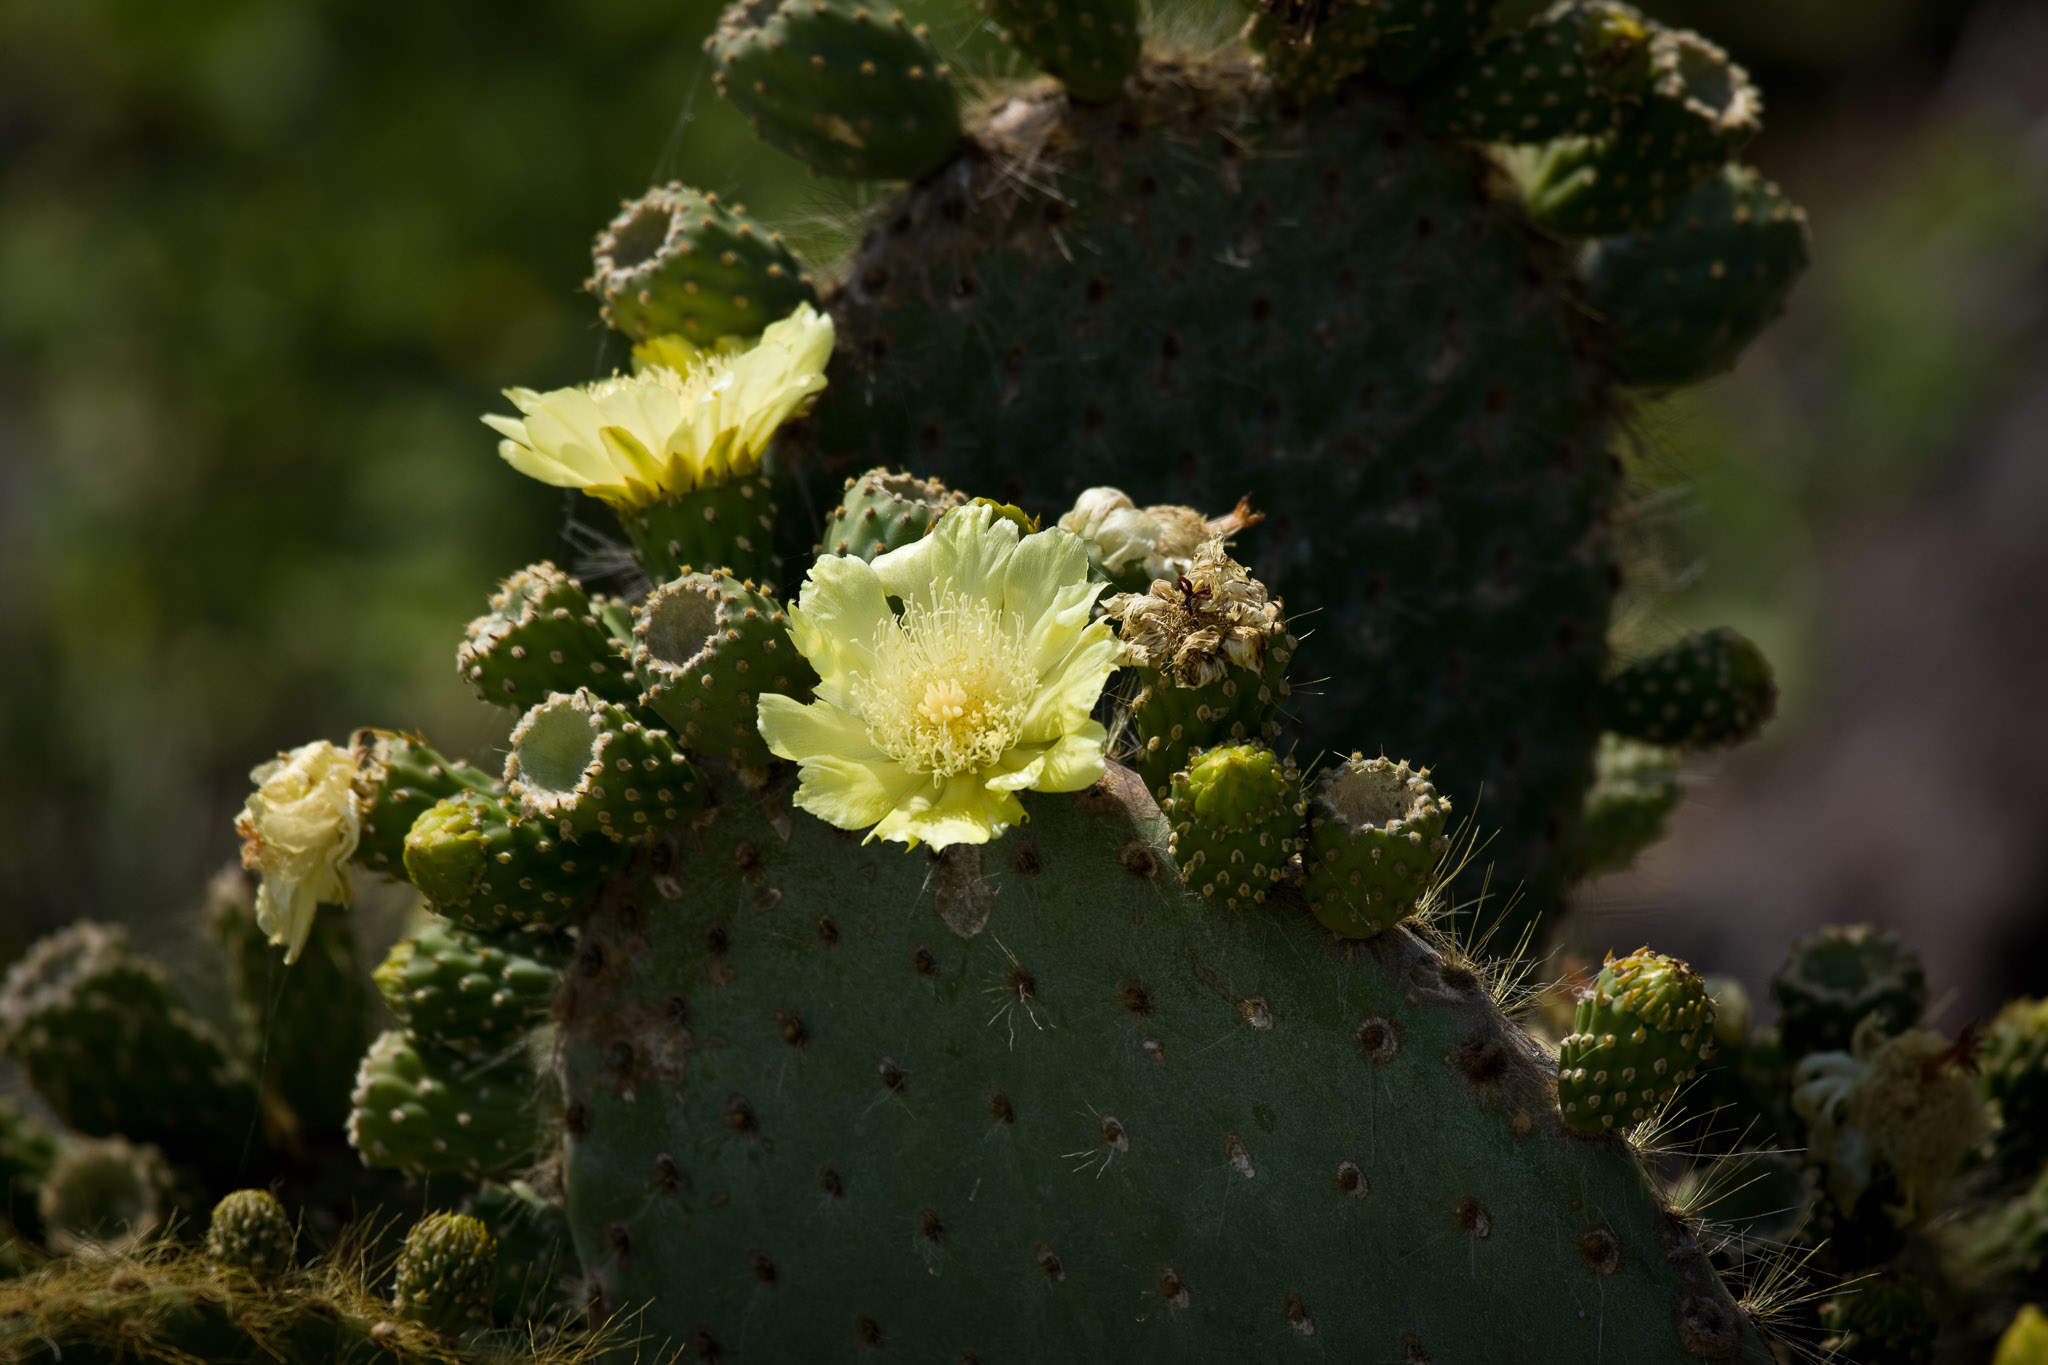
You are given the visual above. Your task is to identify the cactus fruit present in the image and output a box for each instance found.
[818,467,963,561]
[708,0,962,181]
[1598,626,1778,750]
[1303,755,1450,938]
[348,1030,544,1181]
[393,1212,498,1338]
[632,571,812,773]
[457,563,640,713]
[375,922,566,1061]
[1162,742,1305,906]
[351,729,503,875]
[1983,997,2048,1170]
[404,790,619,933]
[1104,540,1293,795]
[1578,735,1682,875]
[1525,27,1762,236]
[1416,1,1654,143]
[1771,924,1928,1059]
[1557,948,1714,1134]
[1582,163,1812,388]
[204,1189,296,1277]
[505,689,707,843]
[983,0,1138,103]
[37,1137,173,1258]
[209,866,369,1136]
[0,922,257,1177]
[589,184,817,345]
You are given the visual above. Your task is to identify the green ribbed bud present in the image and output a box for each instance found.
[1984,997,2048,1171]
[1581,163,1810,388]
[1526,26,1760,236]
[205,1189,296,1277]
[1416,1,1652,142]
[1303,755,1449,939]
[457,562,638,713]
[1770,924,1926,1059]
[374,921,564,1060]
[985,0,1138,103]
[37,1136,172,1257]
[393,1212,498,1338]
[348,1030,541,1180]
[506,689,708,843]
[709,0,963,182]
[349,729,501,875]
[1163,743,1306,908]
[634,572,814,773]
[820,467,966,561]
[1597,626,1776,749]
[591,183,817,345]
[1577,735,1681,876]
[402,790,618,933]
[0,922,255,1178]
[1247,1,1376,103]
[1557,947,1714,1134]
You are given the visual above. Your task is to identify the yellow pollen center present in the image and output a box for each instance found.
[853,591,1035,777]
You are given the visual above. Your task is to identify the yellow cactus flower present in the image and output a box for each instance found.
[484,303,833,510]
[233,739,362,964]
[758,503,1121,849]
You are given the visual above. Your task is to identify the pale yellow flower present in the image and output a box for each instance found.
[234,739,363,963]
[484,304,833,510]
[758,504,1120,849]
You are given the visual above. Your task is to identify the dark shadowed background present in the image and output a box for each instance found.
[1,0,2041,1020]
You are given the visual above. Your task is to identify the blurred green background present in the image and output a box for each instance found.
[1,0,2041,1004]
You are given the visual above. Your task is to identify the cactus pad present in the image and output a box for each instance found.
[560,768,1769,1360]
[984,0,1139,103]
[633,571,810,772]
[348,1030,542,1181]
[710,0,962,181]
[393,1212,498,1338]
[591,183,817,345]
[1582,163,1811,388]
[1416,0,1653,143]
[457,562,639,712]
[375,921,565,1061]
[505,689,706,842]
[1557,947,1714,1134]
[1303,755,1450,938]
[1598,626,1777,750]
[1771,924,1927,1059]
[0,922,256,1176]
[205,1189,297,1277]
[1163,742,1305,906]
[818,466,964,561]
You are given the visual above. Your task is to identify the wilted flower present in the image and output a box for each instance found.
[484,304,833,509]
[757,504,1120,849]
[234,739,363,963]
[1101,538,1283,688]
[1057,487,1261,582]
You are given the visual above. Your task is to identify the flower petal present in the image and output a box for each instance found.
[873,502,1017,612]
[786,553,894,710]
[870,773,1026,848]
[984,724,1107,794]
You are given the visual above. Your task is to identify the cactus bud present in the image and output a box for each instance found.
[1557,948,1713,1134]
[1163,742,1306,908]
[402,790,617,933]
[393,1212,498,1337]
[1770,924,1926,1059]
[591,183,818,345]
[506,689,706,843]
[819,467,966,561]
[1596,626,1776,750]
[634,572,814,775]
[205,1188,296,1277]
[457,562,639,713]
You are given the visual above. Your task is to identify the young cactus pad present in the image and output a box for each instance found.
[559,769,1770,1360]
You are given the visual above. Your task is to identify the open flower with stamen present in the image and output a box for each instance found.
[758,503,1120,849]
[483,304,833,510]
[233,739,363,963]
